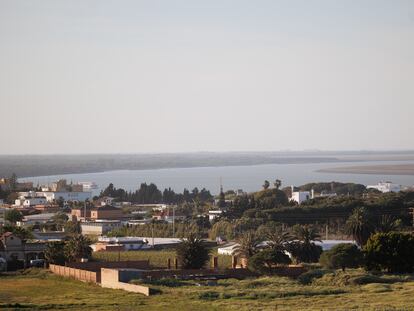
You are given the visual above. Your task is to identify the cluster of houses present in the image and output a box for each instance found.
[0,176,407,271]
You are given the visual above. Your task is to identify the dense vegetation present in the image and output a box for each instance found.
[100,182,213,204]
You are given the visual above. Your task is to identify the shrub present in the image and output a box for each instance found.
[248,249,291,274]
[198,291,220,300]
[175,233,210,269]
[349,275,393,285]
[288,242,322,263]
[364,232,414,273]
[297,269,330,285]
[319,243,363,271]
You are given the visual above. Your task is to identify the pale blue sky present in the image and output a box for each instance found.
[0,1,413,154]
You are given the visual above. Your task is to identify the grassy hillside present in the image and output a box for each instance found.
[2,268,414,310]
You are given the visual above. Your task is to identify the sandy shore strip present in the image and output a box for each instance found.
[317,164,414,175]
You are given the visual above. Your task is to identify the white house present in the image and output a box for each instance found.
[18,191,92,203]
[367,181,401,193]
[208,210,223,221]
[15,196,47,207]
[290,191,311,204]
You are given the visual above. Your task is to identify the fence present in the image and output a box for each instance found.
[66,260,150,272]
[49,264,99,283]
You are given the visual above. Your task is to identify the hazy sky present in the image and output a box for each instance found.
[0,0,413,154]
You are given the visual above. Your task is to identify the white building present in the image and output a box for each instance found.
[80,220,122,235]
[18,191,92,203]
[15,196,47,207]
[208,210,223,221]
[42,191,92,202]
[290,191,312,204]
[367,181,401,193]
[17,212,57,226]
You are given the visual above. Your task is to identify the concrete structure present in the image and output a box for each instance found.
[218,243,238,255]
[95,236,182,250]
[100,268,151,296]
[77,182,98,191]
[208,210,223,221]
[42,191,92,202]
[18,191,92,203]
[91,205,123,220]
[152,209,186,223]
[17,213,57,226]
[290,191,311,204]
[71,207,91,222]
[0,232,45,264]
[96,196,115,207]
[80,220,122,235]
[367,181,402,193]
[92,237,149,252]
[15,195,47,207]
[126,219,152,226]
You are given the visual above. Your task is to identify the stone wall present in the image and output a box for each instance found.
[49,264,99,283]
[100,268,151,296]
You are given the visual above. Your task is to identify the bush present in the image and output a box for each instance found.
[198,291,220,300]
[248,249,291,274]
[297,269,330,285]
[364,232,414,273]
[320,243,363,271]
[175,234,210,269]
[349,275,393,285]
[288,242,322,263]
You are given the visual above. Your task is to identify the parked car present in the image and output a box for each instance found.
[29,259,45,267]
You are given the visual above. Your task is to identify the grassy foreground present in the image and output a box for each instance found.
[2,268,414,310]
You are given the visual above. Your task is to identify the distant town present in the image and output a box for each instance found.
[1,172,414,302]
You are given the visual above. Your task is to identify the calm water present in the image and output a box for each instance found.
[19,160,414,196]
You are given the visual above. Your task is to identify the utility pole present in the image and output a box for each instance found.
[84,201,87,222]
[172,205,175,238]
[151,220,155,248]
[409,208,414,228]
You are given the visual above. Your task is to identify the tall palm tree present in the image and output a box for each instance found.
[234,231,261,259]
[64,234,92,262]
[175,233,210,269]
[273,179,282,190]
[345,207,374,246]
[290,225,322,263]
[265,226,292,252]
[293,225,322,245]
[375,215,401,233]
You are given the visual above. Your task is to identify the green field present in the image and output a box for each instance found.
[92,249,233,269]
[2,268,414,310]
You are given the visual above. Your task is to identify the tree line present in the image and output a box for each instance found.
[99,183,213,204]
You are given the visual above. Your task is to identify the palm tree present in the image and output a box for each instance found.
[293,225,322,245]
[375,215,401,233]
[274,179,282,190]
[175,232,210,269]
[262,180,270,190]
[264,226,292,252]
[290,225,322,263]
[44,241,66,265]
[64,234,92,262]
[234,231,261,259]
[345,207,374,246]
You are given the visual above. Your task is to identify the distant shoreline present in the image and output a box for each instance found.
[318,164,414,176]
